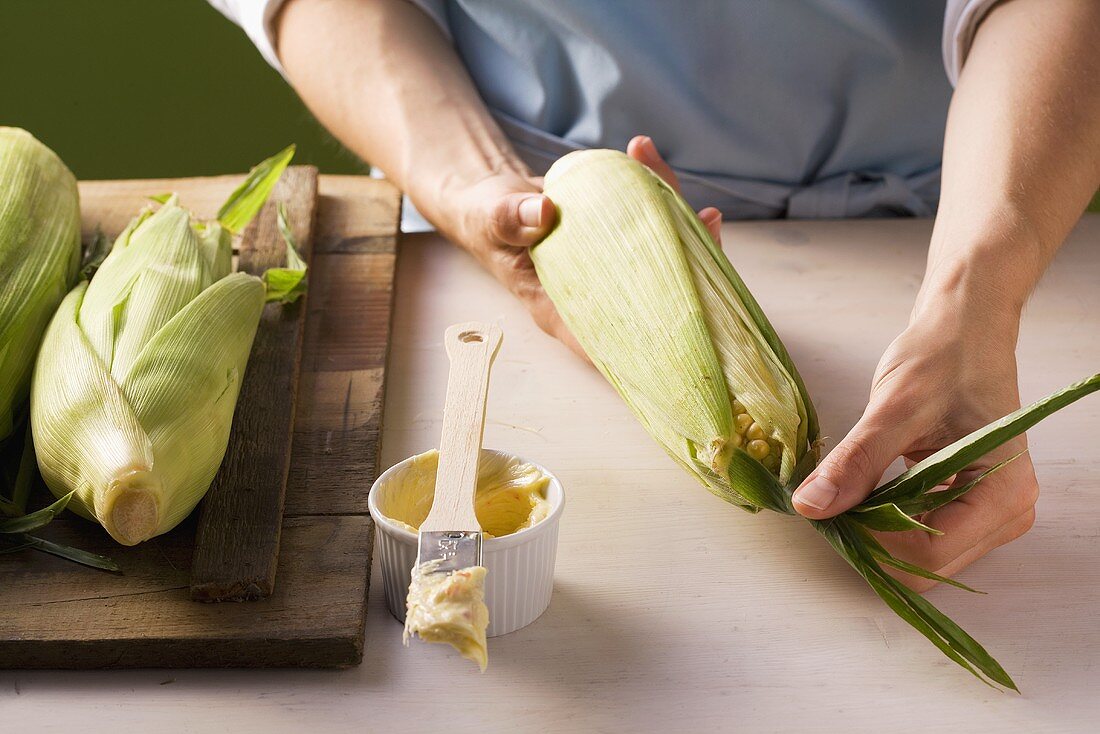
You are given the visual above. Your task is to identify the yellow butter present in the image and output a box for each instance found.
[378,449,550,538]
[404,561,490,672]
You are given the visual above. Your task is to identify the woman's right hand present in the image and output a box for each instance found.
[434,136,721,360]
[434,168,591,357]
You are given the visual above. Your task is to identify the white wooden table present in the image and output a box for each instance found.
[4,217,1098,733]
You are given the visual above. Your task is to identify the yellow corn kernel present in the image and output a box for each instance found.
[747,439,770,461]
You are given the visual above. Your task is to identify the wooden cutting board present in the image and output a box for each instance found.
[0,170,400,668]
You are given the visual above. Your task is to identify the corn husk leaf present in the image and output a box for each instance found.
[263,202,308,303]
[0,491,73,534]
[819,517,1015,690]
[894,453,1024,517]
[217,144,295,234]
[851,503,942,534]
[0,468,117,572]
[867,542,984,594]
[32,274,265,543]
[0,533,120,572]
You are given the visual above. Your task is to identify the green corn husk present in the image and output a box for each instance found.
[0,128,81,445]
[532,149,1100,689]
[30,146,299,546]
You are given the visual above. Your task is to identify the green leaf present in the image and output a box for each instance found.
[900,575,1016,690]
[818,521,992,685]
[217,145,296,235]
[262,202,308,304]
[872,551,983,594]
[9,534,120,573]
[870,374,1100,506]
[262,268,308,304]
[851,503,942,534]
[80,227,112,281]
[686,443,757,512]
[277,202,307,270]
[854,523,983,593]
[894,452,1025,516]
[0,491,73,534]
[726,447,790,514]
[148,193,172,205]
[815,517,1017,690]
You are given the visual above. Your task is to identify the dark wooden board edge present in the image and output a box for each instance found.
[189,166,319,602]
[1,637,363,670]
[0,515,374,669]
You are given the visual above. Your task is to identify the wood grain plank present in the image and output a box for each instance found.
[285,176,400,517]
[78,175,242,238]
[189,166,319,602]
[0,516,371,668]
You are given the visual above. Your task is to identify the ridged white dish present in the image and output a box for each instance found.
[368,449,564,637]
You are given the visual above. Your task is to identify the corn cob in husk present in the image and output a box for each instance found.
[31,146,302,546]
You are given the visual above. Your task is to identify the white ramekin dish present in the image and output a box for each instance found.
[368,449,564,637]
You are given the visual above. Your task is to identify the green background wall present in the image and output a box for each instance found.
[2,0,364,180]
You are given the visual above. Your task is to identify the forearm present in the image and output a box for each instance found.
[918,0,1100,322]
[274,0,529,230]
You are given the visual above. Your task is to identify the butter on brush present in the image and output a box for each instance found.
[404,560,490,671]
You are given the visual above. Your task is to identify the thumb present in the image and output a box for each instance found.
[487,192,556,247]
[792,412,909,519]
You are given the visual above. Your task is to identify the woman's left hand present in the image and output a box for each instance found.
[792,291,1038,591]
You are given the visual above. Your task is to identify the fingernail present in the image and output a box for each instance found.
[641,136,657,155]
[794,476,840,511]
[518,196,544,228]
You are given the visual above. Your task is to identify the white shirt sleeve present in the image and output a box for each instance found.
[207,0,291,74]
[207,0,450,76]
[942,0,1004,86]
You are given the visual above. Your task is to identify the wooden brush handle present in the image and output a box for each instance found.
[420,322,503,532]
